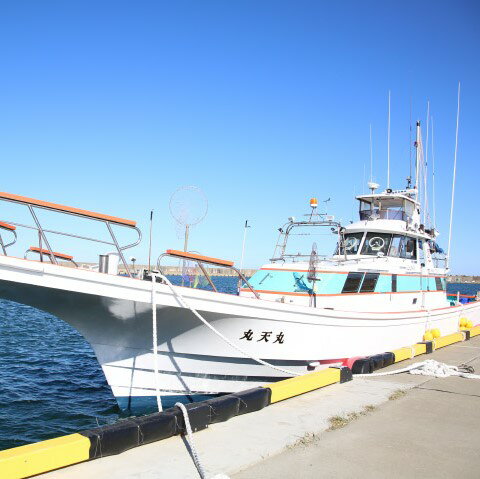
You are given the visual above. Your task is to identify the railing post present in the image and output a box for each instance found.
[105,221,132,277]
[28,205,58,265]
[196,261,218,292]
[0,235,6,255]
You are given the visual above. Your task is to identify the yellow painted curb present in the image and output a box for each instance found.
[392,347,414,362]
[266,367,341,403]
[466,325,480,338]
[433,331,465,350]
[392,342,426,363]
[0,433,90,479]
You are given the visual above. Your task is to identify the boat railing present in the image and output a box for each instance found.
[0,192,141,277]
[432,256,447,269]
[157,249,260,298]
[270,253,329,263]
[0,221,17,255]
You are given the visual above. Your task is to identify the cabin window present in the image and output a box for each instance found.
[361,233,392,256]
[389,235,404,257]
[404,202,414,219]
[418,240,425,264]
[392,274,397,292]
[403,237,417,260]
[435,277,444,291]
[342,272,364,293]
[338,233,364,255]
[360,273,379,292]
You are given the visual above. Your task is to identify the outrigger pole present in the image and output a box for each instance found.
[447,82,461,269]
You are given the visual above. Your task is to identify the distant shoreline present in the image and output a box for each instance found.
[447,276,480,284]
[90,264,480,282]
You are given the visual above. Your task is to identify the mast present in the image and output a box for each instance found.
[414,121,421,201]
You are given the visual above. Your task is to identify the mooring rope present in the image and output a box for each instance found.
[151,273,163,412]
[175,402,231,479]
[156,273,301,377]
[175,402,208,479]
[355,359,480,379]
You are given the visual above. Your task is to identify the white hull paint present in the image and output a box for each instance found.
[1,255,479,411]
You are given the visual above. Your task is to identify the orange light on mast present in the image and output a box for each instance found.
[310,197,318,208]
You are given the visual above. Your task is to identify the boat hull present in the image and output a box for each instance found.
[1,257,479,412]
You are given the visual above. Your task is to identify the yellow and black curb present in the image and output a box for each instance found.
[0,367,352,479]
[2,325,479,479]
[351,325,480,374]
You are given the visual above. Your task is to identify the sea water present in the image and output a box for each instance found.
[0,280,477,450]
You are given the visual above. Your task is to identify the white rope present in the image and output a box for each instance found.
[356,359,480,379]
[175,402,231,479]
[151,273,163,412]
[175,402,207,479]
[157,273,301,376]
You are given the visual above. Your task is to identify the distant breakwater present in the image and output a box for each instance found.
[60,263,480,282]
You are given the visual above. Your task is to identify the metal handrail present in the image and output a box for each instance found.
[0,195,141,277]
[157,251,260,299]
[24,247,79,267]
[0,228,17,256]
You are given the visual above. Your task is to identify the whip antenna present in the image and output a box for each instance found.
[431,116,437,229]
[148,210,154,272]
[387,90,391,189]
[238,220,251,292]
[447,82,461,269]
[424,100,430,225]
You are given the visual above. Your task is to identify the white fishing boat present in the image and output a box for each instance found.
[0,122,478,412]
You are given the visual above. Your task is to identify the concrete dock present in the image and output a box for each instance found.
[38,336,480,479]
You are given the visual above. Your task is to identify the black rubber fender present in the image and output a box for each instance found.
[207,394,241,424]
[234,387,271,414]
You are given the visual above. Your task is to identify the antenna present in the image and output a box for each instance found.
[447,82,461,269]
[323,197,330,215]
[387,90,391,189]
[409,97,412,184]
[423,100,430,225]
[431,116,436,229]
[369,123,373,182]
[148,210,153,272]
[238,220,251,291]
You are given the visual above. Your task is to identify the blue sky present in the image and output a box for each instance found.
[0,1,478,272]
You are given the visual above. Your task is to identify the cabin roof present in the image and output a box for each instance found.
[355,191,419,206]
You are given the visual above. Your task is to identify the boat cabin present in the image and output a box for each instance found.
[357,190,418,223]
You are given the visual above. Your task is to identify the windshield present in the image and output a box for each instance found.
[361,232,392,256]
[337,232,364,255]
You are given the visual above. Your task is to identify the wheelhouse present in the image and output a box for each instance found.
[358,192,417,222]
[338,231,419,260]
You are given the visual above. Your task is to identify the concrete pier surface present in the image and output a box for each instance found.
[39,337,480,479]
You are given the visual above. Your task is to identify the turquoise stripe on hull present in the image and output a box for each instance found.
[248,269,445,295]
